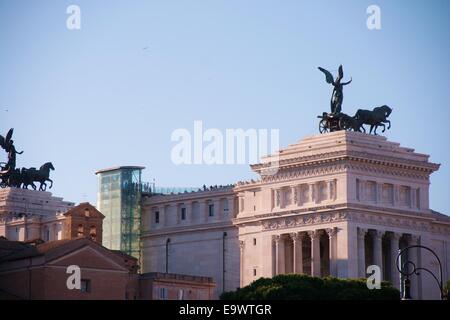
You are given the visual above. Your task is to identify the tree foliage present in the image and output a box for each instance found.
[220,274,400,300]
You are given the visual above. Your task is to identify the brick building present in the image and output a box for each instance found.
[0,236,215,300]
[62,202,104,243]
[0,237,139,299]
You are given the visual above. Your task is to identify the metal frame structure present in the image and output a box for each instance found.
[96,166,144,263]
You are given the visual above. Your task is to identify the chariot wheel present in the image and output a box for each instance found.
[319,119,329,133]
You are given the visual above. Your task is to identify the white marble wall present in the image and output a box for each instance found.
[141,131,450,300]
[141,190,240,299]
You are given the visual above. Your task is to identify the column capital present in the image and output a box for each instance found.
[389,232,402,241]
[357,227,368,238]
[307,230,320,240]
[289,232,301,242]
[409,234,420,244]
[326,227,338,239]
[371,230,384,240]
[273,234,281,243]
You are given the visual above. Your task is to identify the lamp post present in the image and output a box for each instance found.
[222,231,227,293]
[396,245,445,300]
[165,238,171,273]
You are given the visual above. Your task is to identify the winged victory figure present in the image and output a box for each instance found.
[318,65,352,114]
[0,128,23,171]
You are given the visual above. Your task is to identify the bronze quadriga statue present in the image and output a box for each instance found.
[317,65,392,135]
[0,128,54,190]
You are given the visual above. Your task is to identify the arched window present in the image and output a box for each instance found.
[77,224,84,237]
[89,226,97,241]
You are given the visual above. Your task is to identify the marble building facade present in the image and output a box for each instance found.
[0,188,103,244]
[0,188,75,242]
[141,131,450,299]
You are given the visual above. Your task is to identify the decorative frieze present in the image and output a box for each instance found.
[349,212,449,235]
[257,209,449,236]
[261,211,348,231]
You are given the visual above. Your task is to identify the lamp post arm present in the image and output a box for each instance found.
[396,245,444,300]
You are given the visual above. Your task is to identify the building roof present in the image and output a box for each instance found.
[430,210,450,223]
[248,130,440,180]
[0,238,33,260]
[0,237,137,272]
[63,202,105,219]
[95,166,145,175]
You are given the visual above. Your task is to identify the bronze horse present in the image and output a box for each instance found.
[0,162,54,191]
[339,113,365,133]
[21,162,55,191]
[354,105,392,135]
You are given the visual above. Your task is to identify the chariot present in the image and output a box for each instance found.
[317,112,353,133]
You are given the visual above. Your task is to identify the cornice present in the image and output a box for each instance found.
[252,150,439,178]
[244,160,432,186]
[143,188,235,206]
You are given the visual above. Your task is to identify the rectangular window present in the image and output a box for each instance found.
[159,287,168,300]
[208,204,214,217]
[81,279,91,293]
[253,268,257,276]
[155,211,160,224]
[253,238,257,246]
[181,207,186,220]
[223,200,229,212]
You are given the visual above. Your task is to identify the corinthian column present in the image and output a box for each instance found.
[389,233,401,289]
[408,234,420,299]
[290,232,303,274]
[274,235,285,275]
[372,230,384,280]
[326,228,338,277]
[239,240,245,287]
[308,230,321,277]
[357,228,367,278]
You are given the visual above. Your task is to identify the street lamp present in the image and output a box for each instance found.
[222,231,227,293]
[396,245,445,300]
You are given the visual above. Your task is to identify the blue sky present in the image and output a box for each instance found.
[0,0,449,214]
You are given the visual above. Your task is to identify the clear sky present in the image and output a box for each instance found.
[0,0,449,214]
